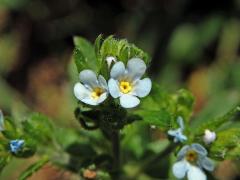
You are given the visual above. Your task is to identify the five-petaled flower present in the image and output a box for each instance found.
[10,139,24,154]
[173,143,214,180]
[168,116,187,143]
[74,70,108,106]
[0,110,4,131]
[108,58,152,108]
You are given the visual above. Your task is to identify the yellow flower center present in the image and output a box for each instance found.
[185,150,198,163]
[119,81,132,94]
[91,87,104,100]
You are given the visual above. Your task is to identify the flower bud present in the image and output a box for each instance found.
[203,129,216,144]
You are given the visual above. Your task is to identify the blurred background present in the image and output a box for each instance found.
[0,0,240,179]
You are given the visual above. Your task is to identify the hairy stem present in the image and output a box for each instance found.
[111,130,120,179]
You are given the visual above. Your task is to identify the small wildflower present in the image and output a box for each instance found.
[10,139,24,153]
[0,110,4,131]
[74,70,108,105]
[172,143,214,180]
[108,58,152,108]
[203,129,216,144]
[168,116,187,143]
[106,56,117,68]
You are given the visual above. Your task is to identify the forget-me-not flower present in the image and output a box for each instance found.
[74,70,108,106]
[168,116,187,143]
[173,143,214,180]
[10,139,25,153]
[203,129,216,145]
[0,110,4,131]
[108,58,152,108]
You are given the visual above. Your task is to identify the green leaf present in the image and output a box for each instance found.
[137,83,194,130]
[94,34,103,58]
[1,117,18,139]
[22,113,54,144]
[209,128,240,160]
[0,156,11,173]
[195,106,240,135]
[18,156,49,180]
[171,89,195,122]
[99,35,150,65]
[138,109,172,130]
[73,36,99,73]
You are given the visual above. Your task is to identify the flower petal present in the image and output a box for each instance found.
[74,83,90,100]
[120,94,140,108]
[98,75,108,89]
[168,129,178,136]
[97,92,108,104]
[177,145,190,160]
[127,58,146,80]
[110,61,125,79]
[133,78,152,97]
[108,78,120,98]
[187,165,206,180]
[200,157,214,172]
[81,97,98,106]
[177,116,184,130]
[79,69,98,87]
[172,160,188,179]
[191,143,207,156]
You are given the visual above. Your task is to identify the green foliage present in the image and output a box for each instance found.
[194,106,240,135]
[209,128,240,160]
[73,35,150,79]
[1,117,18,139]
[18,156,49,180]
[22,113,54,144]
[135,83,194,131]
[73,37,99,73]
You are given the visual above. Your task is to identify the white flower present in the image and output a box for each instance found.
[173,144,214,180]
[108,58,152,108]
[203,129,216,144]
[168,116,187,143]
[106,56,117,68]
[0,110,4,131]
[74,70,108,105]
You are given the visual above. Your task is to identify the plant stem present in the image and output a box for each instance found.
[111,130,120,179]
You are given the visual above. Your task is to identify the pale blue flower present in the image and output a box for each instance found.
[10,139,24,153]
[168,116,187,143]
[0,110,4,131]
[108,58,152,108]
[173,143,214,180]
[74,70,108,106]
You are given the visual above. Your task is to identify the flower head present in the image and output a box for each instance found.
[168,116,187,143]
[10,139,24,153]
[108,58,152,108]
[203,129,216,145]
[74,70,108,105]
[0,110,4,131]
[173,143,214,180]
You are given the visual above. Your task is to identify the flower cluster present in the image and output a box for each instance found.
[74,58,152,108]
[167,117,216,180]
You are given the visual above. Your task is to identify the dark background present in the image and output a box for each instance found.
[0,0,240,179]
